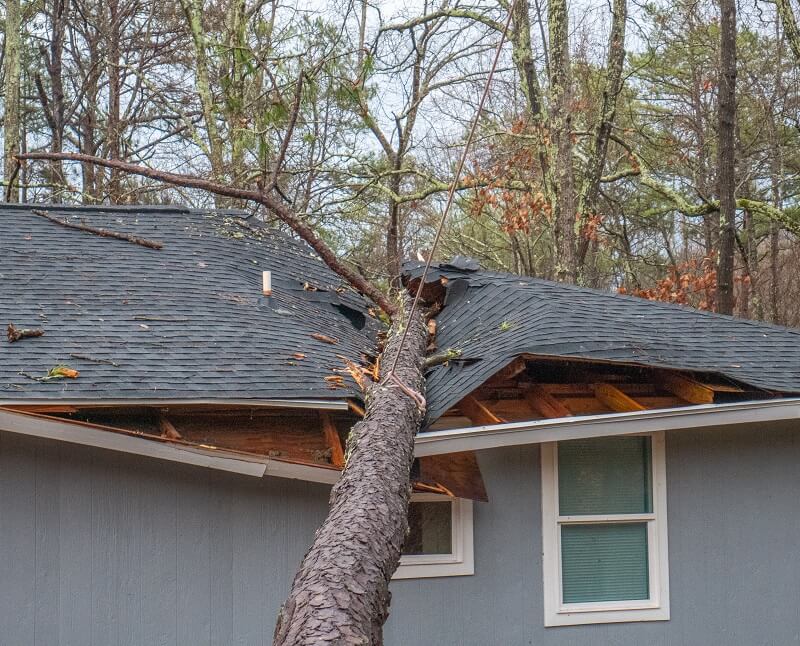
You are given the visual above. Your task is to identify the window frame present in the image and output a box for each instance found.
[541,432,670,626]
[394,493,474,580]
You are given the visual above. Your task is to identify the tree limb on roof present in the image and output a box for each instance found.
[30,208,164,249]
[17,152,397,317]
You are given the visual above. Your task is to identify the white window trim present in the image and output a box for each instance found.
[541,432,670,627]
[394,494,474,580]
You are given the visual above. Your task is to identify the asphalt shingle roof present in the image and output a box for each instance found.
[404,260,800,425]
[0,204,377,403]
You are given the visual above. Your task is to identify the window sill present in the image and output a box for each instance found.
[545,605,670,627]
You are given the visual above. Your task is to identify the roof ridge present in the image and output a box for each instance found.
[428,264,800,336]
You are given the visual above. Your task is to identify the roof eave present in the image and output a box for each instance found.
[414,397,800,457]
[0,397,351,411]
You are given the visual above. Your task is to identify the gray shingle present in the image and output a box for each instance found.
[403,262,800,425]
[0,204,377,403]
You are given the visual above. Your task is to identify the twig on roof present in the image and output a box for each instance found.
[30,209,164,250]
[7,323,44,343]
[69,353,120,367]
[424,348,463,369]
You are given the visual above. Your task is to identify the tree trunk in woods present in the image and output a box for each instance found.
[775,0,800,63]
[180,0,228,208]
[273,297,428,646]
[35,0,68,202]
[716,0,737,315]
[548,0,577,282]
[509,0,543,118]
[3,0,21,202]
[106,0,123,203]
[576,0,627,274]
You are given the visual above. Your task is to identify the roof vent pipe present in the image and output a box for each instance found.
[262,271,272,296]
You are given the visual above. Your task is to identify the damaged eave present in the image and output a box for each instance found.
[0,407,341,483]
[413,397,800,457]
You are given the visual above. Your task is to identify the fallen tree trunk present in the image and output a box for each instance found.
[273,296,428,646]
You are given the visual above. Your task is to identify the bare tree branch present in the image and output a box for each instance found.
[17,152,398,316]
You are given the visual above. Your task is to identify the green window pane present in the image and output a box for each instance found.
[558,436,652,515]
[402,501,452,555]
[561,523,649,603]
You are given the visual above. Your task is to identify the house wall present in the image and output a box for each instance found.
[2,421,800,645]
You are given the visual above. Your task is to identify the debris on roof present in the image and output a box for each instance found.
[0,204,378,403]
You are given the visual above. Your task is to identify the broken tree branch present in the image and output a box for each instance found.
[17,152,397,317]
[7,323,44,342]
[30,208,164,249]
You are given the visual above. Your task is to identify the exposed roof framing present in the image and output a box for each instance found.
[404,260,800,425]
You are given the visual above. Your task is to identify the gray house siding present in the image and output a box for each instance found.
[2,422,800,645]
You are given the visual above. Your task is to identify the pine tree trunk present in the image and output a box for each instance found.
[273,297,427,646]
[716,0,737,315]
[3,0,21,202]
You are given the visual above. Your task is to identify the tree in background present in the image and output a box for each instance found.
[716,0,737,314]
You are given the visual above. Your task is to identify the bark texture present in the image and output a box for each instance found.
[273,298,428,646]
[716,0,737,315]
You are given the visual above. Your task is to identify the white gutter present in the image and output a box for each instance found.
[0,408,341,484]
[413,397,800,457]
[0,397,349,411]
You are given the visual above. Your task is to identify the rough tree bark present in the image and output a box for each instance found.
[274,299,428,645]
[3,0,21,202]
[716,0,737,315]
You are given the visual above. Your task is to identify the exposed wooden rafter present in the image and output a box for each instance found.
[524,384,573,419]
[158,413,182,440]
[593,383,647,412]
[458,395,506,425]
[321,412,345,468]
[660,373,715,404]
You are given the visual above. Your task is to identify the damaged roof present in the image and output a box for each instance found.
[405,260,800,425]
[0,204,376,404]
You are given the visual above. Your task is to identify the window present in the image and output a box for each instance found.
[541,433,669,626]
[394,494,474,579]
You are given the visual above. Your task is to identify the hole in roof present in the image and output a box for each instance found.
[333,304,366,330]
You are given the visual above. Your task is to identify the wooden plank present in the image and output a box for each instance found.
[519,382,657,396]
[158,414,182,440]
[457,395,506,425]
[321,413,345,468]
[525,384,573,419]
[660,373,715,404]
[348,400,366,417]
[593,383,647,412]
[416,452,488,502]
[485,357,528,384]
